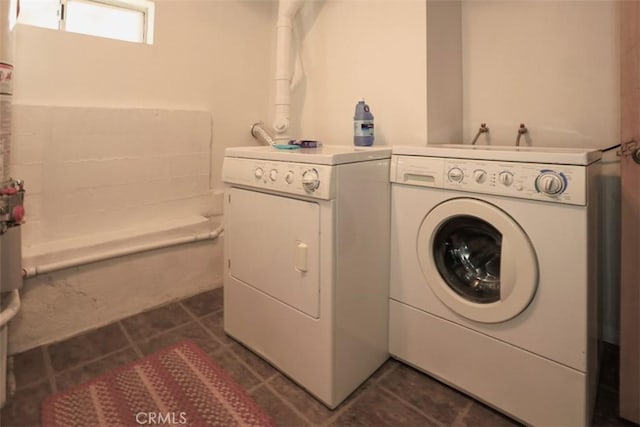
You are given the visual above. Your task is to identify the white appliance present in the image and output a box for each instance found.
[389,144,601,426]
[223,145,391,408]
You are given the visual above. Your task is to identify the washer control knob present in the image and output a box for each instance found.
[473,169,487,183]
[254,167,264,180]
[285,171,294,184]
[499,171,514,187]
[269,169,278,182]
[447,167,464,183]
[302,169,320,192]
[535,171,566,195]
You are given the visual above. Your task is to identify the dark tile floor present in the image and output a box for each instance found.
[0,287,636,427]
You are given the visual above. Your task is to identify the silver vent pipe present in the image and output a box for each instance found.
[250,122,276,146]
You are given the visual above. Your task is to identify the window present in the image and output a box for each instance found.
[17,0,155,44]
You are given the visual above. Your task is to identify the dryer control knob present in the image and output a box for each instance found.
[535,172,566,195]
[447,167,464,183]
[254,167,264,179]
[269,169,278,182]
[499,171,514,187]
[302,169,320,192]
[285,171,294,184]
[473,169,487,183]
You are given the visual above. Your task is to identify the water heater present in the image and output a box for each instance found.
[0,0,25,293]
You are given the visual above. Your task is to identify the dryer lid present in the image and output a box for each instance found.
[225,145,391,165]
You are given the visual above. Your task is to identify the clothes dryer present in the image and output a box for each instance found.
[223,145,391,409]
[389,145,601,426]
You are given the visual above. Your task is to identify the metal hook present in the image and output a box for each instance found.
[471,123,489,145]
[515,123,528,147]
[620,139,640,164]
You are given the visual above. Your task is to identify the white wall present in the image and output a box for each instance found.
[286,1,618,150]
[461,0,619,148]
[12,106,214,251]
[13,0,275,192]
[290,0,427,147]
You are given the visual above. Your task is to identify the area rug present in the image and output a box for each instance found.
[42,340,274,427]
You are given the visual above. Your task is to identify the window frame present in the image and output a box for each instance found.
[19,0,155,44]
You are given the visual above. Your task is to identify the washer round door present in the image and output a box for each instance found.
[417,198,538,323]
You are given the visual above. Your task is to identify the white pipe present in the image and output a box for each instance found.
[272,0,304,141]
[290,38,304,92]
[0,289,20,327]
[22,224,224,279]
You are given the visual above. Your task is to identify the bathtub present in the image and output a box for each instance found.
[8,215,224,354]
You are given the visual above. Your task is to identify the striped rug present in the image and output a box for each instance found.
[42,341,274,427]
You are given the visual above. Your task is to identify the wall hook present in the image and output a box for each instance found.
[620,139,640,165]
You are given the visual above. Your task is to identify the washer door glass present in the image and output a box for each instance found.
[417,198,538,323]
[433,216,501,304]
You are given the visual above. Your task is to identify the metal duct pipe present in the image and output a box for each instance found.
[250,122,276,146]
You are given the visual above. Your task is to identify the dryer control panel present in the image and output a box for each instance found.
[391,155,588,206]
[223,157,335,200]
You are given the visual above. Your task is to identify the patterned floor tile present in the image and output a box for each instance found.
[249,383,308,427]
[200,310,234,346]
[457,401,522,427]
[227,341,278,380]
[0,380,51,427]
[54,347,140,391]
[135,322,222,355]
[181,287,223,317]
[268,374,337,424]
[379,363,472,425]
[120,302,192,341]
[47,323,129,373]
[331,386,438,427]
[207,349,262,391]
[371,357,400,380]
[1,289,628,427]
[11,347,48,390]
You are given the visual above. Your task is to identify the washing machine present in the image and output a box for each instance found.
[222,145,391,409]
[389,144,601,426]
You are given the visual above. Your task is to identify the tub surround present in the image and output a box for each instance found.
[8,216,223,354]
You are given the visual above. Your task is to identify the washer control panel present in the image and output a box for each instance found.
[223,157,335,200]
[392,155,588,206]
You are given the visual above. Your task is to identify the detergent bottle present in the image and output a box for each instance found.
[353,99,374,146]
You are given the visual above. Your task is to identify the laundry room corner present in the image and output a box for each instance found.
[0,0,637,425]
[4,0,275,352]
